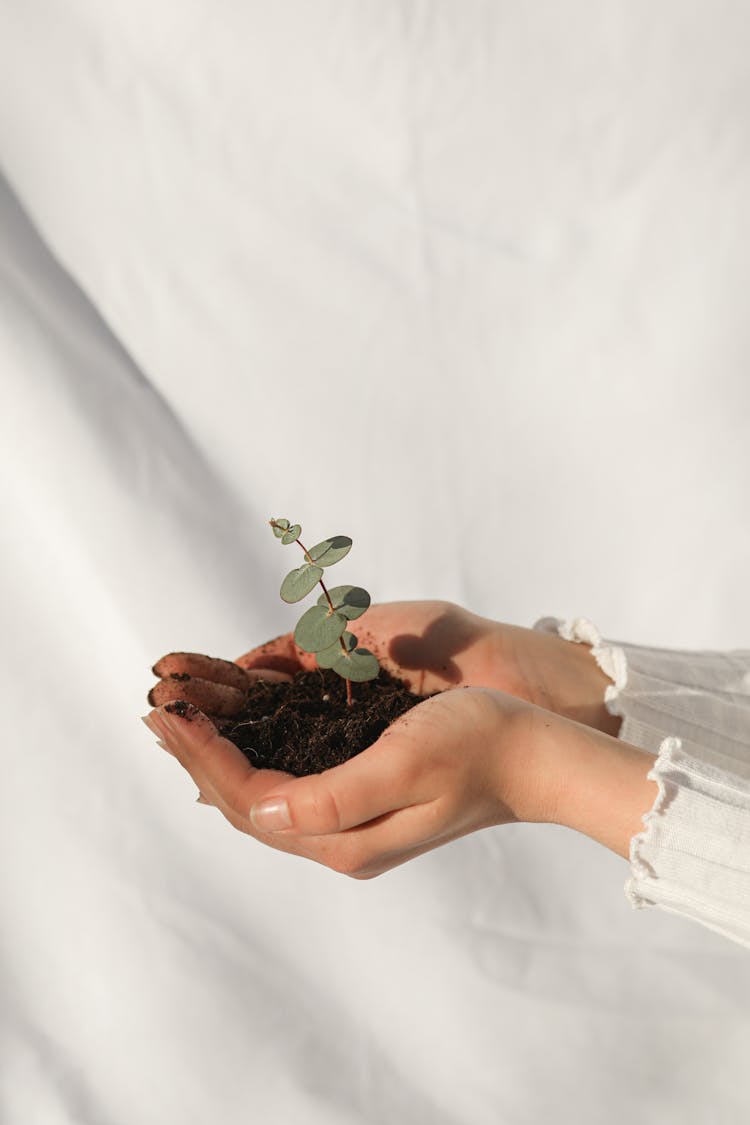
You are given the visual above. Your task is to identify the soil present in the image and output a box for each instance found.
[176,667,428,777]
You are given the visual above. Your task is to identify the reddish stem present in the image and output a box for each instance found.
[293,532,354,707]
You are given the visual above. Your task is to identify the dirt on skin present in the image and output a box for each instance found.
[168,667,429,777]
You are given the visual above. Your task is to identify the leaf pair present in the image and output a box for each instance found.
[278,534,352,604]
[272,520,301,544]
[316,634,380,681]
[293,585,370,648]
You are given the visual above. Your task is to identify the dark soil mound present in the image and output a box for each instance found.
[209,667,427,776]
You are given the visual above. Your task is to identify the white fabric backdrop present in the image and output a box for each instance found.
[2,3,750,1122]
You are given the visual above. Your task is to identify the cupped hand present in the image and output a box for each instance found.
[142,683,559,877]
[147,600,619,734]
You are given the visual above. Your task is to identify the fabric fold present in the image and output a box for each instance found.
[534,615,750,950]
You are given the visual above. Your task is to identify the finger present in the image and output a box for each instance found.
[143,701,294,814]
[147,675,248,717]
[143,706,319,863]
[144,705,470,879]
[141,706,383,866]
[152,652,252,693]
[235,634,317,676]
[153,651,292,687]
[294,794,483,878]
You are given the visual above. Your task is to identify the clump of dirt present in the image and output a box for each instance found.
[189,666,427,776]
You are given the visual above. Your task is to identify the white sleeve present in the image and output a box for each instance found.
[534,616,750,951]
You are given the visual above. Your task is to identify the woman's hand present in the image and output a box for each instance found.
[142,685,560,877]
[148,600,620,735]
[142,682,658,875]
[142,599,653,874]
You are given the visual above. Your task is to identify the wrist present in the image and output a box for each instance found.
[559,637,623,737]
[539,715,659,859]
[499,622,623,737]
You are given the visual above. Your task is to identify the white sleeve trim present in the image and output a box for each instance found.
[626,735,683,903]
[534,614,750,950]
[533,614,628,715]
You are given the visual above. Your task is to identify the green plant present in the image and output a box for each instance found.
[269,518,380,705]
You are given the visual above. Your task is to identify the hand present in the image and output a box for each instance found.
[142,600,641,874]
[148,600,620,735]
[142,683,560,877]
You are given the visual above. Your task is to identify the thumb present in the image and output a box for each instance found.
[248,731,411,836]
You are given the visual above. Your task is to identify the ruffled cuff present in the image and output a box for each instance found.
[625,737,750,949]
[534,615,750,950]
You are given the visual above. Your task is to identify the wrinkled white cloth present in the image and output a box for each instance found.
[536,616,750,951]
[5,3,750,1121]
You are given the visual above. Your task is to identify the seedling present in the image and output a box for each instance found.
[269,518,380,706]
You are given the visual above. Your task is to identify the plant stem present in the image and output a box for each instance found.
[297,538,336,612]
[296,537,354,706]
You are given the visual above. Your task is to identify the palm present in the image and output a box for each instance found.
[235,600,522,696]
[236,600,615,734]
[150,599,613,735]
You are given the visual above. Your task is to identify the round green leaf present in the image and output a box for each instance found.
[316,644,340,669]
[333,646,380,682]
[294,606,347,653]
[280,563,324,603]
[307,536,352,568]
[281,524,301,544]
[316,585,370,621]
[316,631,356,668]
[270,517,290,538]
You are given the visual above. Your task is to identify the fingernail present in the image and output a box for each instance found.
[141,712,179,753]
[250,797,292,832]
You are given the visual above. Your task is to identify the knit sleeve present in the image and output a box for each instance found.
[534,616,750,950]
